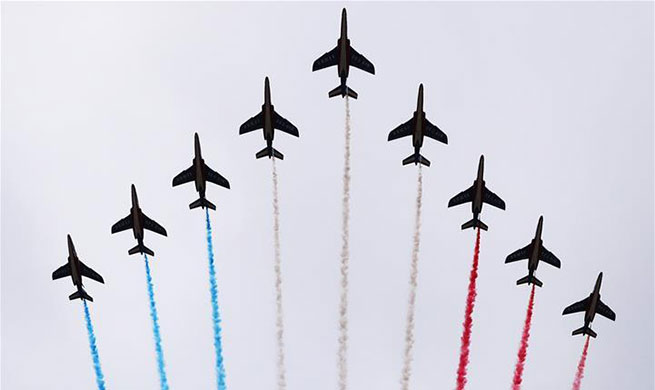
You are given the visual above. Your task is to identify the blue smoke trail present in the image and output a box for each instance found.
[144,254,170,390]
[82,300,106,390]
[205,208,227,390]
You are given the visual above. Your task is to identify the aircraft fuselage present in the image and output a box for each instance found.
[527,217,544,275]
[193,134,207,196]
[67,235,82,289]
[585,273,603,324]
[412,85,425,152]
[337,9,350,80]
[130,185,144,242]
[263,77,275,146]
[471,156,485,216]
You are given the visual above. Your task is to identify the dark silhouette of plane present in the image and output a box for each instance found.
[387,84,448,167]
[505,216,561,287]
[172,133,230,210]
[239,77,299,160]
[448,155,505,230]
[52,235,104,302]
[563,272,616,338]
[111,184,167,256]
[312,8,375,99]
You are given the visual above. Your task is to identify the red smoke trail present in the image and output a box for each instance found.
[571,336,591,390]
[455,227,481,390]
[511,285,536,390]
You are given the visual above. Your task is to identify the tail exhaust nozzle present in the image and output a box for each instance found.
[189,198,216,210]
[572,326,597,338]
[328,84,358,99]
[516,275,543,287]
[461,218,488,231]
[69,289,93,302]
[256,146,284,160]
[402,153,431,167]
[129,243,154,257]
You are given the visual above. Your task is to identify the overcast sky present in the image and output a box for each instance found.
[2,2,653,390]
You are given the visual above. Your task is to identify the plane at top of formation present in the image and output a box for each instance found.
[448,155,506,230]
[505,216,561,287]
[52,235,104,302]
[387,84,448,167]
[111,184,167,257]
[172,133,230,210]
[562,272,616,338]
[312,8,375,99]
[239,77,299,160]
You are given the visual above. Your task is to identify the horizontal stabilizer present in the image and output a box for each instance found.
[128,243,154,257]
[190,197,216,210]
[517,274,543,287]
[461,218,488,231]
[328,84,358,99]
[256,146,284,160]
[402,153,430,167]
[69,289,93,302]
[572,326,597,338]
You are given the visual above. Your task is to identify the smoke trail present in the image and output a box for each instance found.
[400,165,423,390]
[455,227,482,390]
[205,209,227,390]
[511,285,536,390]
[337,95,352,390]
[571,336,591,390]
[144,254,170,390]
[271,158,287,390]
[82,300,106,390]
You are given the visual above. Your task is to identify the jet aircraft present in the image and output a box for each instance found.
[387,84,448,167]
[448,155,505,230]
[312,8,375,99]
[52,235,104,302]
[505,216,561,287]
[239,77,299,160]
[562,272,616,338]
[172,133,230,210]
[111,184,167,256]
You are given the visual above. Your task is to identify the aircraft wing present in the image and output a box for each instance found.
[142,213,167,237]
[349,46,375,74]
[424,118,448,144]
[205,165,230,189]
[563,296,590,315]
[111,215,133,234]
[52,263,71,280]
[172,166,195,187]
[273,111,299,137]
[239,111,264,134]
[596,299,616,321]
[505,244,531,263]
[312,47,339,71]
[448,186,474,207]
[539,245,561,268]
[388,118,414,141]
[80,261,104,284]
[482,187,506,210]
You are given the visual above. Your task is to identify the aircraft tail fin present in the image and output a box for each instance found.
[189,197,216,210]
[516,274,543,287]
[256,146,284,160]
[69,288,93,302]
[128,243,154,257]
[402,153,431,167]
[572,326,597,338]
[328,84,358,99]
[461,218,488,231]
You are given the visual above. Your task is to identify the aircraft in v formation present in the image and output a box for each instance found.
[563,272,616,338]
[52,235,104,302]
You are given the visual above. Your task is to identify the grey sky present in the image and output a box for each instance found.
[2,2,653,390]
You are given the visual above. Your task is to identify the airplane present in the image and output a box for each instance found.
[172,133,230,210]
[387,84,448,167]
[111,184,167,256]
[563,272,616,338]
[52,235,104,302]
[448,155,505,230]
[505,216,561,287]
[239,77,299,160]
[312,8,375,99]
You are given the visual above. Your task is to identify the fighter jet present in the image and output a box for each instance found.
[448,155,505,230]
[52,235,104,302]
[563,272,616,338]
[239,77,299,160]
[387,84,448,167]
[172,133,230,210]
[505,216,561,287]
[312,8,375,99]
[111,184,167,256]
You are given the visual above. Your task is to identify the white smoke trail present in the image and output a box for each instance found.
[400,166,423,390]
[272,158,286,390]
[338,97,352,390]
